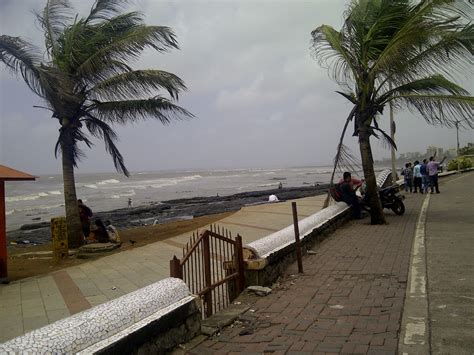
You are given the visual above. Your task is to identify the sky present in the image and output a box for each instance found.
[1,0,472,175]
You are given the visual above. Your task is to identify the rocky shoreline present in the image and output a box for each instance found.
[7,185,329,246]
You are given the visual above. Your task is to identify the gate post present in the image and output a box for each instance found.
[170,256,183,279]
[202,231,213,317]
[292,202,304,273]
[235,234,245,293]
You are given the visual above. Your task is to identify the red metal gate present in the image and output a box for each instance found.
[170,225,245,318]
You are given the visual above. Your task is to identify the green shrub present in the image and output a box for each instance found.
[447,157,473,171]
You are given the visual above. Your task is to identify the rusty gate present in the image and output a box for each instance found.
[169,225,245,318]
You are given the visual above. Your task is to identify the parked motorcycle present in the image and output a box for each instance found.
[362,184,406,215]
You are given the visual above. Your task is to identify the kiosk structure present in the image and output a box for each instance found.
[0,165,36,283]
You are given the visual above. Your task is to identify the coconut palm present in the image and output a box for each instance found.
[0,0,193,246]
[311,0,473,224]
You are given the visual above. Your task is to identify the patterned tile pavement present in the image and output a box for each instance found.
[0,195,326,342]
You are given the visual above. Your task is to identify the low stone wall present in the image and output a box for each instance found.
[242,170,396,287]
[243,203,352,286]
[0,278,201,354]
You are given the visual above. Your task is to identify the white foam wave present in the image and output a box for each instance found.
[97,179,120,185]
[84,184,98,189]
[48,190,62,195]
[6,191,58,202]
[123,175,202,190]
[257,183,278,187]
[7,203,64,214]
[108,190,136,199]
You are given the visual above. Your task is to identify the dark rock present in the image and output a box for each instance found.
[20,222,50,230]
[7,185,329,246]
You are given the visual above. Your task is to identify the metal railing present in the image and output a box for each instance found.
[170,225,245,318]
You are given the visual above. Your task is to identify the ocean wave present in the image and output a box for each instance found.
[48,190,62,195]
[257,183,278,187]
[6,191,58,202]
[97,179,120,185]
[6,203,64,214]
[84,184,98,189]
[124,175,203,190]
[108,190,136,199]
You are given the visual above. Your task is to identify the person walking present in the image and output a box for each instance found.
[427,156,440,193]
[413,161,423,193]
[402,163,413,192]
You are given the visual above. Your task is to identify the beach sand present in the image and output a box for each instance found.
[7,211,234,281]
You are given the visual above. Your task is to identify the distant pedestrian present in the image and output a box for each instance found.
[420,159,430,193]
[427,156,440,193]
[128,198,132,208]
[413,161,423,193]
[78,199,93,239]
[278,182,283,189]
[401,163,413,192]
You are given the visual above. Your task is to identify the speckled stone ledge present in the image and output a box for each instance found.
[245,202,350,259]
[0,278,192,354]
[377,168,392,187]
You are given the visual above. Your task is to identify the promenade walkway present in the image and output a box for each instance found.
[0,194,326,342]
[192,172,473,354]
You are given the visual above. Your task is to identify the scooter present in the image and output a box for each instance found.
[362,184,406,215]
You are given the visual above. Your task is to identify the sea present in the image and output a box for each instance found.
[5,165,385,231]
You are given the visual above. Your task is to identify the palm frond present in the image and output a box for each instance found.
[76,25,178,81]
[89,70,187,101]
[86,0,132,23]
[82,113,129,176]
[369,125,397,150]
[90,96,194,125]
[391,93,474,128]
[370,0,473,79]
[54,126,92,166]
[323,106,356,207]
[36,0,73,56]
[0,35,45,97]
[378,74,470,103]
[336,90,357,104]
[311,25,358,86]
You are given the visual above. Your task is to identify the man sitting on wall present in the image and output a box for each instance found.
[338,172,363,219]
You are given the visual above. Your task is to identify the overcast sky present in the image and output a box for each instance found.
[1,0,472,175]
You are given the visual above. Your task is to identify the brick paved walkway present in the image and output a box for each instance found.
[192,193,425,354]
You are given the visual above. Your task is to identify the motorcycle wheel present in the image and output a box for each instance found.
[391,199,405,215]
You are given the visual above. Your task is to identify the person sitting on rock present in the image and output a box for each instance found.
[105,220,121,244]
[92,219,109,243]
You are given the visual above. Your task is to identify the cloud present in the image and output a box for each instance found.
[1,0,472,175]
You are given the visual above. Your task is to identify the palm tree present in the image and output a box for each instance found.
[0,0,193,247]
[311,0,473,224]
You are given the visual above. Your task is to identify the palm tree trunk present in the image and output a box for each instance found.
[358,126,386,225]
[60,138,83,248]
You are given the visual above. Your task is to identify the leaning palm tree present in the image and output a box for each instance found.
[312,0,473,224]
[0,0,193,246]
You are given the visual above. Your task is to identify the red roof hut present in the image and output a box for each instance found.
[0,165,36,282]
